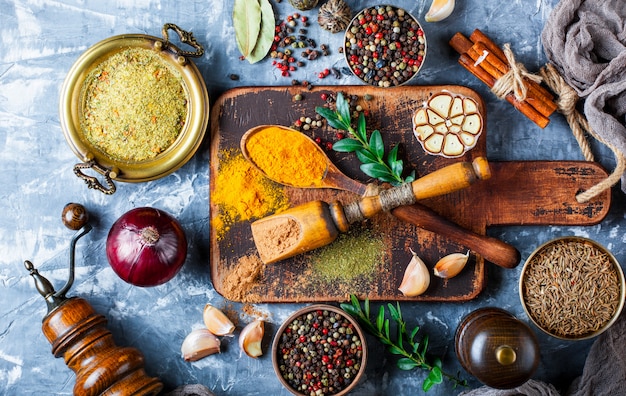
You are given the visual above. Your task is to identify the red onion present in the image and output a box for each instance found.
[106,207,187,287]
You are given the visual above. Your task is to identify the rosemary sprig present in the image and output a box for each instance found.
[315,92,415,186]
[340,295,468,392]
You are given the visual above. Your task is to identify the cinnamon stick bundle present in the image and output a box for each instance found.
[450,29,557,128]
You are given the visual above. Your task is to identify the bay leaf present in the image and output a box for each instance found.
[233,0,262,58]
[247,0,275,64]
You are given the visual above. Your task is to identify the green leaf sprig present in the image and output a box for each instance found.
[315,93,415,186]
[340,295,468,392]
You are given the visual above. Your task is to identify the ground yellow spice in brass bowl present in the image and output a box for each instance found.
[60,24,209,194]
[519,236,625,340]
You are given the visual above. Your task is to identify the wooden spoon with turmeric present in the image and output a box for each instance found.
[241,125,520,269]
[241,125,368,195]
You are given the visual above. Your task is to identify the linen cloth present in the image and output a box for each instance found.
[542,0,626,193]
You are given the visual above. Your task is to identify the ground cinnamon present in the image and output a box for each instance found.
[221,254,266,303]
[251,216,301,263]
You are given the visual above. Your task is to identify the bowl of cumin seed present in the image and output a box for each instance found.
[519,236,625,340]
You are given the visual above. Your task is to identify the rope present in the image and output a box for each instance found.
[539,63,625,203]
[491,44,544,102]
[488,43,622,203]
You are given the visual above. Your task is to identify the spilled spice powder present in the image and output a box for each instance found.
[221,254,266,303]
[310,226,386,282]
[211,150,289,239]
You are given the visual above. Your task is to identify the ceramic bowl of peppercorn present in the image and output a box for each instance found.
[272,304,368,396]
[519,236,625,340]
[344,5,427,87]
[59,23,209,194]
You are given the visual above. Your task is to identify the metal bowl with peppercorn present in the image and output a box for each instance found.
[272,304,368,396]
[344,5,427,87]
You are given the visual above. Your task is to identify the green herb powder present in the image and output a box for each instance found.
[81,47,187,162]
[311,227,386,281]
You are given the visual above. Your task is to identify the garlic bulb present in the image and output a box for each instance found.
[181,328,221,361]
[413,92,483,158]
[203,304,235,336]
[433,251,470,279]
[239,319,265,358]
[399,249,430,297]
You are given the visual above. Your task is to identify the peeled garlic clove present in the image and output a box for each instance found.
[433,251,470,279]
[203,304,235,336]
[425,0,455,22]
[239,319,265,358]
[399,249,430,297]
[181,328,221,361]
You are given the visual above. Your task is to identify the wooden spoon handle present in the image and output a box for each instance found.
[346,157,491,221]
[391,204,521,269]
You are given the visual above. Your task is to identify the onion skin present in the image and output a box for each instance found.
[106,207,187,287]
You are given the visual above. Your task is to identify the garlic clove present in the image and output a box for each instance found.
[203,304,236,336]
[181,328,221,362]
[425,0,455,22]
[399,249,431,297]
[433,250,470,279]
[239,319,265,358]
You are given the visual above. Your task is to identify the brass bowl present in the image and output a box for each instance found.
[343,5,427,87]
[272,304,367,396]
[60,24,209,194]
[519,236,625,340]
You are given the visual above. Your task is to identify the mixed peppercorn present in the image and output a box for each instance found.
[345,6,426,87]
[270,13,333,78]
[276,308,365,395]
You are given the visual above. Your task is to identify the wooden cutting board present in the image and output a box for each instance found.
[208,86,611,303]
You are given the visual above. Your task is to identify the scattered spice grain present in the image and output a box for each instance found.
[521,238,622,338]
[81,47,187,162]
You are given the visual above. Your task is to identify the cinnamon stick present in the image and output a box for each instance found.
[472,42,556,105]
[458,54,550,128]
[450,31,554,127]
[468,44,557,118]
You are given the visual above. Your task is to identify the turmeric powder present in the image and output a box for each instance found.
[211,150,289,239]
[244,126,327,187]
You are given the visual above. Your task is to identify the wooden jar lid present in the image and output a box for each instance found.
[455,307,539,389]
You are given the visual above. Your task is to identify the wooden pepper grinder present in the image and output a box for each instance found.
[24,203,163,396]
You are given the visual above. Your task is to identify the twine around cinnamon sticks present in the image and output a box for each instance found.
[449,29,624,202]
[450,29,557,128]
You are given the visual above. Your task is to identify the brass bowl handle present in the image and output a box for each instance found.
[161,23,204,59]
[73,160,117,195]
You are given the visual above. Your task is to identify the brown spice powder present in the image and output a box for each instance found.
[221,254,266,303]
[251,216,301,263]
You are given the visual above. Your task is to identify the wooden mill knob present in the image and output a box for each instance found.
[455,307,539,389]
